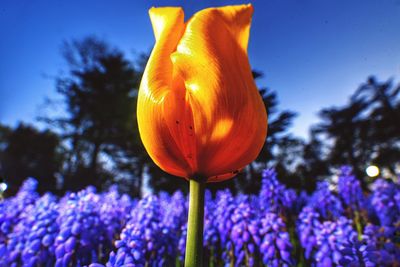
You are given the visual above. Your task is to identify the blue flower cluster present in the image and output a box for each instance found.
[337,166,364,210]
[369,178,400,226]
[259,169,297,215]
[0,166,399,267]
[297,167,399,267]
[54,188,110,266]
[106,195,177,267]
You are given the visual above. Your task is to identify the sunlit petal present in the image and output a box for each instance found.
[137,7,194,177]
[171,4,267,178]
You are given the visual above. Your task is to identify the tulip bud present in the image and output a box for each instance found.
[137,4,267,182]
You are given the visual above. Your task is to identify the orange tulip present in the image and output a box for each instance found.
[137,4,267,182]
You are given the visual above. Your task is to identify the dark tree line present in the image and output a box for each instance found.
[0,124,63,195]
[0,37,399,196]
[314,77,400,184]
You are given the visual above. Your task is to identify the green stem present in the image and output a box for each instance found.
[354,210,363,240]
[185,177,206,267]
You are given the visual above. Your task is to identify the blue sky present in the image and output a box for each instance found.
[0,0,399,139]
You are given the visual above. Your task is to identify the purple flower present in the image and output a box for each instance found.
[297,206,320,259]
[162,191,187,234]
[20,194,60,267]
[362,224,400,266]
[106,195,176,267]
[339,236,379,267]
[214,190,236,248]
[0,178,39,243]
[259,213,294,266]
[314,217,357,266]
[259,169,296,215]
[99,186,132,244]
[309,181,344,220]
[369,178,399,226]
[337,166,364,210]
[203,191,220,256]
[55,188,107,266]
[178,223,187,262]
[228,195,262,267]
[0,178,40,266]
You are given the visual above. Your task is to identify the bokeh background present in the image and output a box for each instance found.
[0,0,399,196]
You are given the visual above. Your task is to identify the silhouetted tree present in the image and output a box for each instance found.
[315,76,400,180]
[0,124,11,187]
[43,37,145,193]
[0,124,11,152]
[351,77,400,175]
[295,129,329,192]
[0,124,62,194]
[273,136,304,188]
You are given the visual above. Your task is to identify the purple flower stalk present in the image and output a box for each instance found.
[259,212,294,266]
[259,169,296,215]
[369,178,400,226]
[337,166,364,210]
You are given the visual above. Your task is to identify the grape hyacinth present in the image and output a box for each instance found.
[369,178,400,226]
[214,189,236,248]
[178,223,188,263]
[259,169,296,215]
[314,217,357,266]
[0,178,40,267]
[362,224,400,266]
[55,188,107,267]
[162,191,187,235]
[337,166,364,210]
[0,178,39,243]
[99,186,132,244]
[259,212,294,266]
[0,167,398,267]
[339,236,379,267]
[106,195,176,267]
[162,191,187,262]
[19,193,59,267]
[228,195,262,266]
[297,206,321,260]
[309,181,344,220]
[203,191,221,264]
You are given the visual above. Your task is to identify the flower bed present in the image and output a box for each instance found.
[0,167,399,267]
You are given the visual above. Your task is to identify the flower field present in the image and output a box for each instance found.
[0,167,399,267]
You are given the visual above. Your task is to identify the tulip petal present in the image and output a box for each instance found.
[138,7,197,177]
[210,4,253,52]
[171,4,267,179]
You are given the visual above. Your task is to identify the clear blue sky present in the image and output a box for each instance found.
[1,0,399,139]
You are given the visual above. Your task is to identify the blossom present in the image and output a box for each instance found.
[314,217,357,266]
[54,188,107,266]
[228,196,261,266]
[369,178,400,226]
[297,206,320,259]
[137,4,267,181]
[309,181,344,220]
[363,224,400,266]
[259,213,294,266]
[337,166,364,209]
[107,196,176,267]
[339,236,379,267]
[259,169,296,215]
